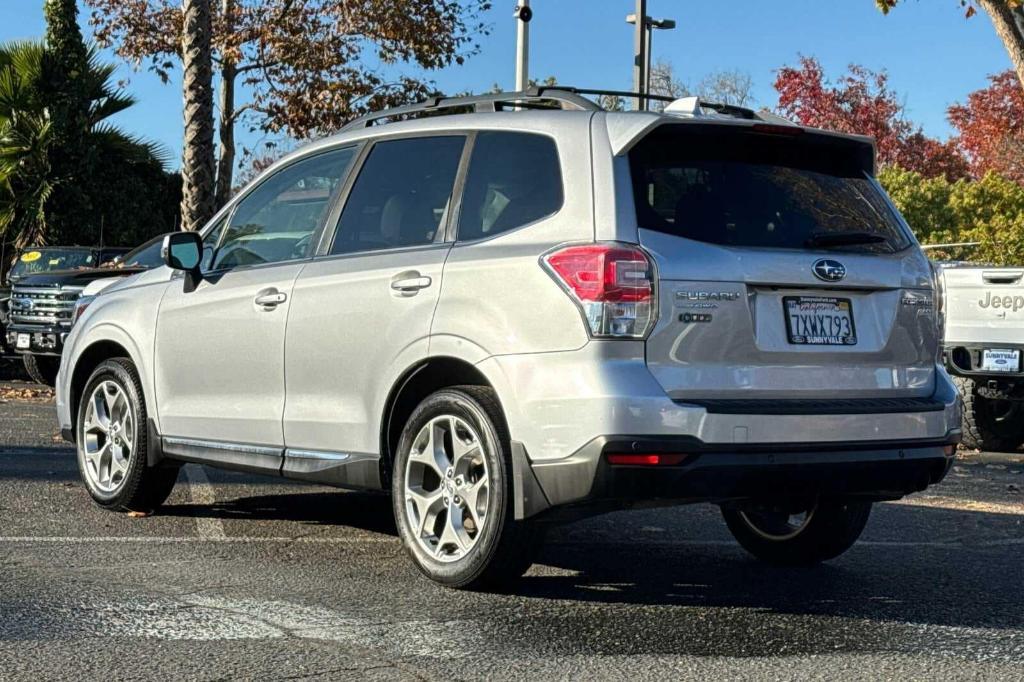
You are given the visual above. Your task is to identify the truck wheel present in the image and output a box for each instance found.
[392,385,538,590]
[76,358,179,512]
[954,376,1024,452]
[722,500,872,565]
[23,354,60,387]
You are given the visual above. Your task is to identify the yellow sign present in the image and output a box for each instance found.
[20,251,41,263]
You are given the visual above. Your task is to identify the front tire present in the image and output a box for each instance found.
[722,500,872,565]
[392,386,538,590]
[76,358,178,512]
[955,376,1024,452]
[23,354,59,387]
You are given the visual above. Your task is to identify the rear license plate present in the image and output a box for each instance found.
[16,333,30,350]
[982,348,1020,372]
[784,296,857,346]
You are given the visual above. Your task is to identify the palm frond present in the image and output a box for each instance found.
[90,123,172,169]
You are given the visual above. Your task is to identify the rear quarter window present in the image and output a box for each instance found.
[630,126,911,254]
[456,132,563,241]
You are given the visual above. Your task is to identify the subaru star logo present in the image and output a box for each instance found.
[12,297,33,311]
[812,259,846,282]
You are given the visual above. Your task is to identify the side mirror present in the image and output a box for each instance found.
[162,232,203,292]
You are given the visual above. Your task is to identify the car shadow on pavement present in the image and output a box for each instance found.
[517,503,1024,632]
[160,487,1024,632]
[0,446,79,481]
[161,491,400,536]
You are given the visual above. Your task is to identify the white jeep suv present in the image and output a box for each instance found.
[58,88,962,588]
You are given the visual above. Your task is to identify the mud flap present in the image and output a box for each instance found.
[510,441,551,519]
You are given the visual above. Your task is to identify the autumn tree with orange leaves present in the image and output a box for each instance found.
[85,0,491,207]
[948,71,1024,183]
[774,57,970,180]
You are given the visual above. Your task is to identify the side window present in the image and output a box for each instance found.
[456,132,563,241]
[330,136,464,255]
[213,147,356,270]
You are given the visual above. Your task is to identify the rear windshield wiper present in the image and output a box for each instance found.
[805,231,888,249]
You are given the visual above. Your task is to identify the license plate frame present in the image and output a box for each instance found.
[784,296,857,346]
[981,348,1020,373]
[15,333,30,350]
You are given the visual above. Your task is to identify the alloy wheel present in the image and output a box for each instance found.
[404,414,490,562]
[738,504,817,541]
[81,380,135,494]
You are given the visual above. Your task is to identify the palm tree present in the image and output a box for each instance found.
[0,41,52,250]
[180,0,216,231]
[0,41,166,251]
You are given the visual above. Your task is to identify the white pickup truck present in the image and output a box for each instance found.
[938,263,1024,451]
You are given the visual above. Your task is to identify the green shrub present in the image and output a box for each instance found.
[879,166,1024,265]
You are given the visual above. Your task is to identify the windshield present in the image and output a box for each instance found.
[9,248,97,279]
[629,127,911,254]
[117,236,165,269]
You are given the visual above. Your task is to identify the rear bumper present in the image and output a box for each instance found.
[525,433,959,518]
[944,343,1024,379]
[482,343,962,463]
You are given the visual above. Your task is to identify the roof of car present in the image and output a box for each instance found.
[242,87,876,199]
[310,86,872,151]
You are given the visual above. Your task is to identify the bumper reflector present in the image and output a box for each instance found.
[607,453,688,466]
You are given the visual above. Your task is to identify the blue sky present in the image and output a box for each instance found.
[0,0,1012,170]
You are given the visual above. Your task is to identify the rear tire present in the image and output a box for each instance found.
[76,358,178,512]
[722,500,872,565]
[392,385,539,590]
[955,376,1024,452]
[23,354,59,387]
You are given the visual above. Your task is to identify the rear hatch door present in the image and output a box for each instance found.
[628,123,938,402]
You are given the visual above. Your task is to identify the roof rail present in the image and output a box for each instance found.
[339,86,602,132]
[338,85,770,132]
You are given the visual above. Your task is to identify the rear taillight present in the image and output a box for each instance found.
[542,243,657,338]
[930,261,946,360]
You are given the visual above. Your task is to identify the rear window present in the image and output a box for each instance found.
[629,127,910,253]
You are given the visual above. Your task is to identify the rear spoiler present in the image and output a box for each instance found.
[606,115,877,175]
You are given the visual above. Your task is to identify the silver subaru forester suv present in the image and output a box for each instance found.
[57,87,961,588]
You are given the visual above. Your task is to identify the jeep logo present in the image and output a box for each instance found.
[979,292,1024,312]
[812,259,846,282]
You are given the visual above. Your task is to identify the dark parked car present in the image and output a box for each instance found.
[4,240,160,384]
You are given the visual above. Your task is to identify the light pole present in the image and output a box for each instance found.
[514,0,532,92]
[627,8,676,110]
[629,0,646,111]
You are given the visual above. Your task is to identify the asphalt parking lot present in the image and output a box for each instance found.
[2,375,1024,680]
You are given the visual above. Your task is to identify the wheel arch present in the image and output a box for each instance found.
[69,332,149,434]
[379,356,502,486]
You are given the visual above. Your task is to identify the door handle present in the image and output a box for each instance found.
[390,273,432,294]
[983,270,1023,284]
[254,289,287,308]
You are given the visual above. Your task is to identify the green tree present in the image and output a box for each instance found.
[42,0,89,147]
[0,41,176,252]
[878,166,957,244]
[40,0,93,236]
[879,166,1024,265]
[0,41,53,249]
